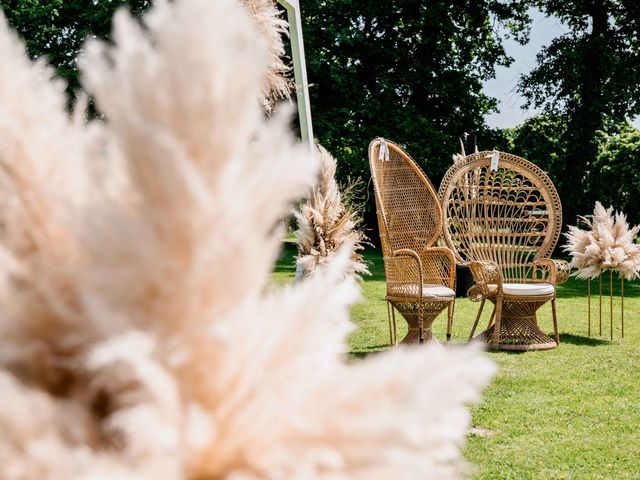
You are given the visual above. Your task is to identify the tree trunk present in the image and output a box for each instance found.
[562,1,608,228]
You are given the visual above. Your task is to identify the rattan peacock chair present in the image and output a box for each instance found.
[369,138,456,345]
[439,151,570,351]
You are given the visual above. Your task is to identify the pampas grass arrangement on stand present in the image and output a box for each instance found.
[0,0,495,478]
[294,145,369,280]
[564,201,640,338]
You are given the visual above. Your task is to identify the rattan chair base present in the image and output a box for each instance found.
[473,314,557,351]
[400,327,434,344]
[390,299,448,344]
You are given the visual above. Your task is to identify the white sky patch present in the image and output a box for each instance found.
[483,9,640,130]
[483,9,567,129]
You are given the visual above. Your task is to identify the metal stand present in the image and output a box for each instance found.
[610,270,613,341]
[587,271,625,340]
[587,277,591,336]
[622,277,625,339]
[599,274,602,336]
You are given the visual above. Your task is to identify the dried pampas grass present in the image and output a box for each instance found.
[294,145,369,280]
[0,0,494,478]
[452,137,473,163]
[563,201,640,280]
[242,0,292,111]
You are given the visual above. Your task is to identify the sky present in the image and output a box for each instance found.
[483,9,568,129]
[483,10,640,130]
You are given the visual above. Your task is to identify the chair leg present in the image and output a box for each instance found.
[446,301,454,343]
[391,304,397,345]
[552,298,559,345]
[486,305,496,328]
[386,301,394,346]
[491,298,503,349]
[418,303,425,344]
[468,298,485,342]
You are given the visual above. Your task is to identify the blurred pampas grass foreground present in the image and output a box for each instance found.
[242,0,292,111]
[0,0,494,478]
[294,145,370,280]
[564,201,640,280]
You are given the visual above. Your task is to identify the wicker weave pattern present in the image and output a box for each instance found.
[439,151,565,350]
[375,143,442,253]
[369,138,455,344]
[468,260,502,301]
[532,258,571,285]
[440,151,562,277]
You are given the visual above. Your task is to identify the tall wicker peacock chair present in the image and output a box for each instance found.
[369,138,456,345]
[439,151,570,351]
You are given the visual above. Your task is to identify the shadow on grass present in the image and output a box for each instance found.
[488,347,527,355]
[349,352,372,360]
[273,242,298,275]
[558,332,611,346]
[274,265,296,275]
[484,333,609,354]
[349,344,390,359]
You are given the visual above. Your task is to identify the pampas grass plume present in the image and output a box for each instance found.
[0,1,495,478]
[242,0,292,111]
[294,145,369,280]
[563,201,640,280]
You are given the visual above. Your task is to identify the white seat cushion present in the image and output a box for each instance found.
[488,283,555,296]
[388,284,455,299]
[422,285,456,299]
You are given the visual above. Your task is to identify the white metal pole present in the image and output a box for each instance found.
[278,0,314,154]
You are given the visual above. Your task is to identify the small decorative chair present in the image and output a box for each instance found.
[368,138,456,344]
[439,151,570,351]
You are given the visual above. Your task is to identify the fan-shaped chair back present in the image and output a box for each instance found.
[369,138,442,257]
[439,151,562,282]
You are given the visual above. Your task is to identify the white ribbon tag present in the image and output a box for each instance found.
[490,150,500,171]
[378,140,390,161]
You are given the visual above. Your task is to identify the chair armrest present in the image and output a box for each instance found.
[383,248,424,298]
[532,259,571,285]
[467,260,503,301]
[419,246,456,289]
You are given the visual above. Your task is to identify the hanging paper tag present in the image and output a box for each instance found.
[490,150,500,171]
[378,140,389,161]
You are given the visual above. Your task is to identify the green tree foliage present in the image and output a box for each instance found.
[301,1,530,196]
[476,127,515,153]
[0,0,151,101]
[593,121,640,225]
[518,1,640,224]
[508,113,568,189]
[508,114,640,226]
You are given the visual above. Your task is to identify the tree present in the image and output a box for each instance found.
[0,0,151,101]
[508,113,568,189]
[518,0,640,225]
[301,0,531,225]
[593,121,640,225]
[508,114,640,228]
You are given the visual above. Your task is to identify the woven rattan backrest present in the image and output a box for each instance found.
[368,138,442,256]
[438,151,562,282]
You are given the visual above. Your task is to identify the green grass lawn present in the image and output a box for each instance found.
[274,242,640,479]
